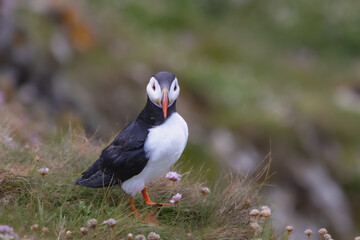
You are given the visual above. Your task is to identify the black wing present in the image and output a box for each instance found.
[75,120,150,188]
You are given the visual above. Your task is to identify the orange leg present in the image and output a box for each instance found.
[129,195,159,224]
[141,186,172,206]
[129,197,140,217]
[142,187,157,205]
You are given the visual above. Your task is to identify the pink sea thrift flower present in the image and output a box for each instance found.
[37,168,49,177]
[0,225,14,235]
[0,225,18,239]
[80,227,88,235]
[103,218,117,228]
[87,218,98,229]
[135,235,146,240]
[147,232,160,240]
[304,229,312,236]
[260,205,271,218]
[170,193,182,204]
[166,171,182,182]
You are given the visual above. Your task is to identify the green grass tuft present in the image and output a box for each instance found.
[0,118,271,239]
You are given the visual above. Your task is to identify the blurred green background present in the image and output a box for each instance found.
[1,0,360,238]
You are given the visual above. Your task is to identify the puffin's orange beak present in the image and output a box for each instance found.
[161,88,169,119]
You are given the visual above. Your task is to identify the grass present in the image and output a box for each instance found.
[0,115,271,239]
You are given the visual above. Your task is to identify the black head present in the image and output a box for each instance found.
[146,72,180,119]
[152,72,176,90]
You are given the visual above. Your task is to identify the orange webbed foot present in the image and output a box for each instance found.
[142,186,173,206]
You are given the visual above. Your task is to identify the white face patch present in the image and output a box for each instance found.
[146,77,180,107]
[146,77,162,107]
[168,78,180,106]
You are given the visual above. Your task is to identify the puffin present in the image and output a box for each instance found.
[75,71,188,215]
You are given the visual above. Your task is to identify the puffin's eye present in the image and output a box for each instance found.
[174,85,177,91]
[152,84,156,91]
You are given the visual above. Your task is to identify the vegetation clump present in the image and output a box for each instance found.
[0,116,269,239]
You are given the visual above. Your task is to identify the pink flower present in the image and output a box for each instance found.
[0,225,14,235]
[166,171,182,182]
[87,218,98,229]
[103,218,117,228]
[37,168,49,177]
[0,225,18,239]
[170,193,182,204]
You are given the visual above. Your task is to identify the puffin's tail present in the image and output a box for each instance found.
[74,159,118,188]
[74,171,118,188]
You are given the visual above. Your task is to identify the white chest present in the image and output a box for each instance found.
[121,113,188,196]
[144,113,188,173]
